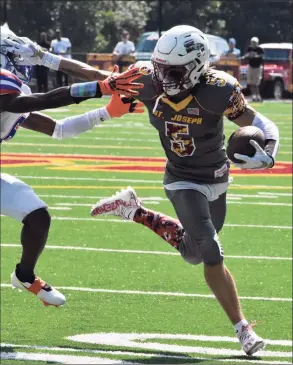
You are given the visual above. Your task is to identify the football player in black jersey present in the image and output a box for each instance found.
[91,25,280,356]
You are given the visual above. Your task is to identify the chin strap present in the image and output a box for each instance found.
[152,93,165,114]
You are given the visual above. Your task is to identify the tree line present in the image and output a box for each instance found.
[1,0,292,54]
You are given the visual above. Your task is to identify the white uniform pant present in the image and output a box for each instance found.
[1,173,47,222]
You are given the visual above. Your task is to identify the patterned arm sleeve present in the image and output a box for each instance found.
[223,82,247,120]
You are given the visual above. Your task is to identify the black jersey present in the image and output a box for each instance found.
[136,66,247,184]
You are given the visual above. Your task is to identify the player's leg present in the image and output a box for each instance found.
[167,188,265,355]
[91,187,184,249]
[91,186,265,354]
[1,173,65,306]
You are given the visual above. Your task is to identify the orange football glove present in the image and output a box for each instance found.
[106,94,145,118]
[98,65,144,97]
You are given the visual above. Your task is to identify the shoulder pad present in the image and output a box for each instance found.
[134,62,158,101]
[0,68,22,95]
[194,70,237,115]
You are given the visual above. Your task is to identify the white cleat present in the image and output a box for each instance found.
[237,324,266,356]
[11,271,66,307]
[91,186,141,220]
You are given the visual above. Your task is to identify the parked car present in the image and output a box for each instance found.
[240,43,293,99]
[135,31,229,62]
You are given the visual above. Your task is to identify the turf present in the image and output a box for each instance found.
[0,99,292,364]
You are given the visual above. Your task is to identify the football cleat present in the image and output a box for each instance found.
[11,271,66,307]
[237,324,266,356]
[91,186,141,220]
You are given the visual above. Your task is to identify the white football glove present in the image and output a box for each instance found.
[4,36,45,66]
[233,140,274,170]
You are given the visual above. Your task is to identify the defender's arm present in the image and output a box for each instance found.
[0,84,102,114]
[6,37,111,81]
[0,67,143,114]
[21,95,144,138]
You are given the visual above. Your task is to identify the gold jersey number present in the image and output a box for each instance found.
[165,121,196,157]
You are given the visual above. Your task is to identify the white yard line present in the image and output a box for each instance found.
[14,175,163,184]
[227,201,292,206]
[17,134,160,143]
[54,201,292,207]
[0,351,124,364]
[258,192,292,197]
[4,142,161,150]
[1,348,292,365]
[1,214,291,228]
[16,134,293,147]
[1,244,291,261]
[1,283,291,302]
[46,217,292,229]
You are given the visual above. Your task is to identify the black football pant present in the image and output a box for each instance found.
[165,189,226,266]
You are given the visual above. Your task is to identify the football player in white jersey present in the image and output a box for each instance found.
[0,27,144,307]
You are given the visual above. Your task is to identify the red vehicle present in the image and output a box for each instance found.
[240,43,293,99]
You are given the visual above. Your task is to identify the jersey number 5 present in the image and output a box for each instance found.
[165,121,195,157]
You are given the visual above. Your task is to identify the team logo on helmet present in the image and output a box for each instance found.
[184,40,205,55]
[139,66,152,75]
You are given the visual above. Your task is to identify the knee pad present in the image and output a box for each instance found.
[200,232,224,266]
[179,235,203,265]
[23,207,51,235]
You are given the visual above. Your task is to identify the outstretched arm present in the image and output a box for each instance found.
[5,36,111,81]
[0,67,143,114]
[21,94,144,138]
[58,58,112,81]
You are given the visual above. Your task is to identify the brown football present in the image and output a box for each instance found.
[226,126,265,164]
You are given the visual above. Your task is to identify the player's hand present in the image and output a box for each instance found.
[4,36,45,66]
[98,65,144,97]
[233,140,274,169]
[106,94,144,118]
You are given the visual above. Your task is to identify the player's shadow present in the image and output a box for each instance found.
[57,344,264,364]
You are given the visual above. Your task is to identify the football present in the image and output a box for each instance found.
[226,126,265,164]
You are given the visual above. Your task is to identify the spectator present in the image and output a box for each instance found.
[50,29,72,87]
[224,38,241,58]
[113,30,136,70]
[35,32,50,92]
[244,37,264,102]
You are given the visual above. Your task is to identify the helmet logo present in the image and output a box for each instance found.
[139,66,152,76]
[184,40,204,54]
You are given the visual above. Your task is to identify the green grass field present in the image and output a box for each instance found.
[1,99,292,364]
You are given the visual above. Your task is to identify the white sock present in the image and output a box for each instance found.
[234,319,249,335]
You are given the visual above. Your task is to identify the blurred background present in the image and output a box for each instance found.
[1,0,292,99]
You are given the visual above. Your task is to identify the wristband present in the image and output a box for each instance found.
[70,81,102,98]
[40,52,62,71]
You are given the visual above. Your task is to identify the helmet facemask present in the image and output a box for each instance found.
[152,59,206,96]
[0,28,33,83]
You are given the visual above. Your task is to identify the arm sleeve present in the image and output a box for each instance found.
[223,82,247,121]
[252,113,279,158]
[52,107,111,140]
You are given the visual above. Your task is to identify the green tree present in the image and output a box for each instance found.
[92,1,151,52]
[219,0,293,51]
[145,0,227,36]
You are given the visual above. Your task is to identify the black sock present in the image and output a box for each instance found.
[18,208,51,281]
[15,263,35,283]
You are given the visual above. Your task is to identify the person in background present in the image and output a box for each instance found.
[50,29,72,87]
[244,37,264,102]
[113,30,136,70]
[225,38,241,58]
[35,32,50,92]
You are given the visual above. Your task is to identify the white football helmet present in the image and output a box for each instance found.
[0,25,33,82]
[151,25,210,96]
